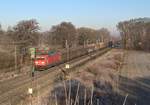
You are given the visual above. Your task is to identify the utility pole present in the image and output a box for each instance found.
[86,40,89,46]
[65,40,69,62]
[84,40,86,48]
[65,40,70,70]
[20,54,23,73]
[14,45,17,71]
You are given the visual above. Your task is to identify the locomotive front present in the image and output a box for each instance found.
[34,48,61,70]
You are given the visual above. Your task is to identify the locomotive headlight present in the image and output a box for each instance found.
[35,61,38,64]
[41,61,45,65]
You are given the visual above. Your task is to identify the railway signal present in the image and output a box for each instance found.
[29,48,36,59]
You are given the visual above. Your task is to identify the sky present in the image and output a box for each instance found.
[0,0,150,35]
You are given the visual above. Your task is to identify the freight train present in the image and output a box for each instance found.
[33,43,107,70]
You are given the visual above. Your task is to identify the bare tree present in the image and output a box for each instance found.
[117,18,150,51]
[51,22,77,48]
[77,27,110,46]
[12,19,39,46]
[97,28,110,43]
[77,27,93,45]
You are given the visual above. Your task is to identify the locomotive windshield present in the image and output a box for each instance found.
[36,58,45,60]
[36,50,49,55]
[35,49,56,56]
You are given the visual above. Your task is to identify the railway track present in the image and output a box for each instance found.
[0,48,110,105]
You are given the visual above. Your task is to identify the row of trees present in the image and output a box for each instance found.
[44,22,111,48]
[117,18,150,51]
[0,19,111,50]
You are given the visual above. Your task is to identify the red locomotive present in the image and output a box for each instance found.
[34,48,61,70]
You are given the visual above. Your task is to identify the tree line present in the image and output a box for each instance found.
[0,19,111,50]
[117,18,150,51]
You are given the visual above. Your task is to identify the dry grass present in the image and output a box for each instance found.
[46,79,127,105]
[0,52,15,71]
[45,49,125,105]
[71,49,124,88]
